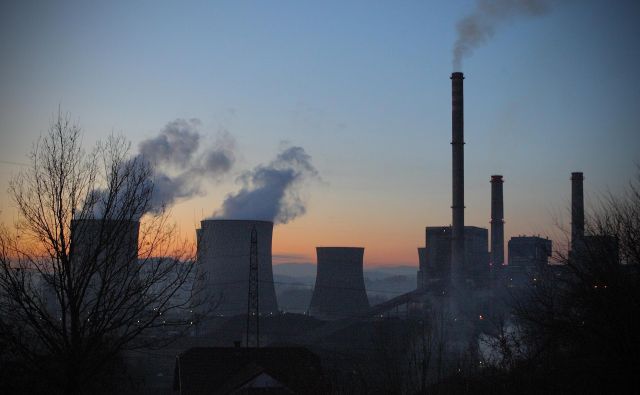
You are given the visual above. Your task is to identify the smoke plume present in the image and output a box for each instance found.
[453,0,551,70]
[84,118,235,218]
[141,118,235,213]
[213,146,319,224]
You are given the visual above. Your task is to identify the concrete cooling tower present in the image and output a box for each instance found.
[71,219,139,268]
[195,220,278,318]
[309,247,369,320]
[70,219,140,313]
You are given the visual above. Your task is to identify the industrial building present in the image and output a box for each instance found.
[194,219,278,319]
[308,247,369,320]
[418,226,489,291]
[417,247,426,289]
[505,236,552,288]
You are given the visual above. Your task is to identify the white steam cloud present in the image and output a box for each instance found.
[213,146,319,224]
[453,0,552,70]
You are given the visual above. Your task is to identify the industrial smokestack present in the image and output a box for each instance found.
[195,220,278,318]
[451,72,465,282]
[308,247,369,320]
[571,172,584,252]
[490,175,504,266]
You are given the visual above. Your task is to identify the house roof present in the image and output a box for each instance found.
[174,346,325,395]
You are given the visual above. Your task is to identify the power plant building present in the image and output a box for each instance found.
[506,236,552,288]
[417,247,426,289]
[418,226,489,291]
[194,220,278,318]
[309,247,369,320]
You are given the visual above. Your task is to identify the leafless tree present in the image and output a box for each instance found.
[483,171,640,393]
[0,112,197,394]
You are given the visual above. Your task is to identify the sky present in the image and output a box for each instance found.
[1,0,639,267]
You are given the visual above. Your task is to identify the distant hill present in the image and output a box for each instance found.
[273,263,417,280]
[272,263,316,278]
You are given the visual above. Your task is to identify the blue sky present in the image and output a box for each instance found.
[1,0,639,265]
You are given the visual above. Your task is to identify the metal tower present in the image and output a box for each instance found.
[246,226,260,348]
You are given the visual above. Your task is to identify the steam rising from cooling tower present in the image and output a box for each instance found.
[213,146,319,224]
[453,0,552,70]
[139,118,236,213]
[86,119,235,218]
[309,247,369,320]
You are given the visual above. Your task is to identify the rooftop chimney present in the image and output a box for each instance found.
[490,175,504,266]
[571,172,584,252]
[451,72,465,283]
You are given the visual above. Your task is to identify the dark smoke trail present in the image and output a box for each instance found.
[213,146,319,224]
[453,0,551,70]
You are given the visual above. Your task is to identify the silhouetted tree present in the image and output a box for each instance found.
[0,112,196,394]
[487,172,640,393]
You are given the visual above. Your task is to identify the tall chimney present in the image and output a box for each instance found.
[571,172,584,252]
[490,175,504,266]
[451,72,465,283]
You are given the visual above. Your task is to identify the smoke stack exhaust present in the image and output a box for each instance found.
[451,72,465,282]
[571,172,584,252]
[490,175,504,266]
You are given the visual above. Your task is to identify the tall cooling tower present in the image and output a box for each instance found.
[196,220,278,317]
[309,247,369,320]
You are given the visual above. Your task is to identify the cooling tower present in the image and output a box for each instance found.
[70,219,140,312]
[71,219,139,268]
[490,175,504,266]
[309,247,369,320]
[195,220,278,317]
[571,172,584,252]
[451,72,465,284]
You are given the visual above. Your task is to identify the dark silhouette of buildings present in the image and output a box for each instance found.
[173,346,325,395]
[505,236,552,288]
[418,226,490,291]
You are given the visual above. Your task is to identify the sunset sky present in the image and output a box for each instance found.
[1,0,639,266]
